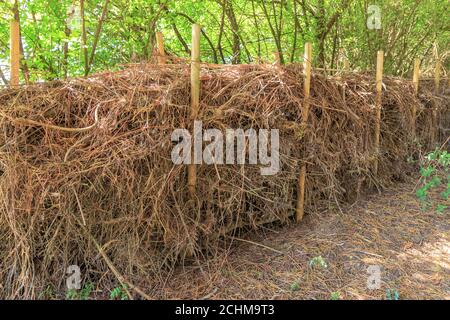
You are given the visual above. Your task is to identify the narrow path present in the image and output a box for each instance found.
[155,183,449,300]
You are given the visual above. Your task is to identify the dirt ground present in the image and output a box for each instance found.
[149,183,449,300]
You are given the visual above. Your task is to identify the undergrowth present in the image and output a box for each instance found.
[416,147,449,214]
[66,282,94,300]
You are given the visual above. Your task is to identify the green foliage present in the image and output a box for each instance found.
[330,291,341,300]
[309,256,328,269]
[436,204,447,215]
[0,0,448,83]
[419,166,435,178]
[425,150,450,166]
[416,148,449,213]
[65,289,77,300]
[385,289,399,300]
[290,281,300,292]
[110,284,129,300]
[66,282,94,300]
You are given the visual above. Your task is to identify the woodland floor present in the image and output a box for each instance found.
[145,182,449,300]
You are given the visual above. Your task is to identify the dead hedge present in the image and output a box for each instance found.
[0,63,447,298]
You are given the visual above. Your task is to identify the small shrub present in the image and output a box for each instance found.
[66,289,78,300]
[385,289,399,300]
[309,256,327,269]
[66,282,94,300]
[330,291,341,300]
[416,148,449,213]
[436,204,447,214]
[290,281,300,292]
[110,284,129,300]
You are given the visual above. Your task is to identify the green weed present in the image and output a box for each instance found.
[110,284,129,300]
[416,148,449,213]
[309,256,328,269]
[66,282,94,300]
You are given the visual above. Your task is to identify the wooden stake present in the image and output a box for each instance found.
[343,58,349,72]
[273,51,281,65]
[10,20,20,87]
[188,24,201,195]
[373,50,384,175]
[296,42,312,222]
[412,58,420,94]
[155,32,166,65]
[434,60,441,94]
[412,58,420,135]
[431,60,441,145]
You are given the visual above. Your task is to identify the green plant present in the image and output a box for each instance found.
[436,204,447,214]
[110,284,129,300]
[66,282,94,300]
[416,175,441,202]
[416,148,449,213]
[330,291,341,300]
[426,149,450,166]
[66,289,78,300]
[309,256,328,269]
[290,281,300,292]
[385,289,399,300]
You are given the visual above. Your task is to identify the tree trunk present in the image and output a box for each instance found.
[80,0,89,76]
[225,1,240,64]
[63,0,77,78]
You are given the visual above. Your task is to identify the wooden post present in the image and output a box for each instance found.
[412,58,420,94]
[273,51,281,65]
[296,42,312,222]
[10,20,20,87]
[434,60,441,94]
[343,58,349,72]
[373,50,384,175]
[431,60,441,145]
[188,24,201,195]
[339,48,349,72]
[412,58,420,135]
[155,32,166,65]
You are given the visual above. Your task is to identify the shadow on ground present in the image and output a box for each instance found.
[152,183,449,300]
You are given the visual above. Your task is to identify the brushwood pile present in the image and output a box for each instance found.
[0,63,447,298]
